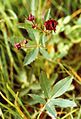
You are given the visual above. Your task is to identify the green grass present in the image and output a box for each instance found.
[0,0,81,119]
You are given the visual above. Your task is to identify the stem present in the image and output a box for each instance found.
[37,105,46,119]
[15,92,28,119]
[71,9,81,18]
[0,92,15,107]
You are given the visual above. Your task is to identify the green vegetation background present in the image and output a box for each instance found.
[0,0,81,119]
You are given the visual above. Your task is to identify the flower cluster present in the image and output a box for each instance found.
[27,14,58,32]
[15,14,58,49]
[44,19,58,32]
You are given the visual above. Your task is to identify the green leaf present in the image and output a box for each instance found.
[77,17,81,25]
[45,8,51,21]
[30,83,41,90]
[7,84,31,118]
[0,46,9,81]
[33,29,40,44]
[40,47,51,60]
[45,104,57,118]
[31,0,35,15]
[27,28,35,40]
[39,72,51,98]
[49,73,58,86]
[8,9,18,21]
[24,48,39,65]
[63,16,71,24]
[50,76,73,98]
[16,20,41,43]
[27,28,40,43]
[17,22,32,30]
[29,94,46,104]
[49,98,77,108]
[41,34,46,47]
[10,36,24,45]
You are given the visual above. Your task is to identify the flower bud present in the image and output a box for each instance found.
[27,14,35,21]
[14,43,21,49]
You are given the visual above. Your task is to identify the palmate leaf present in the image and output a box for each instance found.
[39,72,51,98]
[45,98,76,118]
[24,48,39,65]
[50,76,73,98]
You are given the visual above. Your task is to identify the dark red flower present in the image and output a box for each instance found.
[27,14,35,21]
[14,43,21,49]
[44,19,58,32]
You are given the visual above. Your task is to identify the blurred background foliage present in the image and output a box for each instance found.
[0,0,81,119]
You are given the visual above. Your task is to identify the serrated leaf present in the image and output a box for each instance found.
[45,104,57,118]
[40,47,51,60]
[29,94,46,104]
[39,72,51,98]
[50,76,73,98]
[24,48,39,65]
[49,98,77,108]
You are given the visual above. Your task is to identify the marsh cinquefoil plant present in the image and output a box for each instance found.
[14,14,76,118]
[0,0,81,118]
